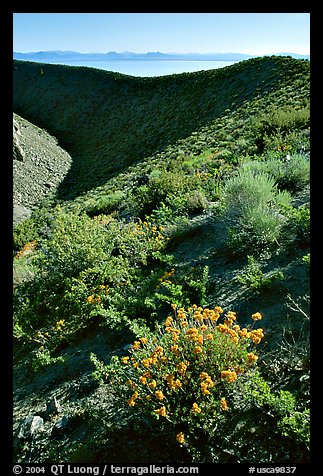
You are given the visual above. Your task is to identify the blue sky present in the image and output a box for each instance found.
[13,13,310,55]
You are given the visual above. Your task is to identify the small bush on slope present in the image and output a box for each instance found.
[242,153,310,194]
[218,169,292,252]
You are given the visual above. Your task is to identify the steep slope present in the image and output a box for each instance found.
[13,56,309,198]
[13,56,310,464]
[13,113,72,224]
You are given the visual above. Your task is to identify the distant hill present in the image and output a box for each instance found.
[13,50,310,62]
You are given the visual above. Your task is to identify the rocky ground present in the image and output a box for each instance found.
[13,113,72,224]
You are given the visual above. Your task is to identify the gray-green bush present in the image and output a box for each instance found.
[219,169,291,251]
[242,153,310,193]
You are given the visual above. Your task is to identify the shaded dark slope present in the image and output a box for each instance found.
[13,113,72,224]
[13,56,309,199]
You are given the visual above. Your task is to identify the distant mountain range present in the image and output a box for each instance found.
[13,51,310,62]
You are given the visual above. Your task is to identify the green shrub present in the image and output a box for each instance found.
[241,371,310,449]
[149,202,174,225]
[181,265,210,306]
[85,190,125,216]
[242,154,310,194]
[277,409,310,447]
[240,205,285,248]
[302,253,310,266]
[37,209,111,278]
[13,201,62,253]
[13,253,37,287]
[220,169,291,251]
[222,170,278,215]
[130,167,214,219]
[200,173,222,202]
[181,149,215,172]
[214,149,240,165]
[185,190,208,213]
[31,347,66,372]
[110,216,168,266]
[13,209,114,343]
[13,210,172,349]
[237,256,284,291]
[132,169,194,216]
[249,106,309,152]
[146,264,210,313]
[282,205,310,244]
[13,218,39,253]
[263,130,308,156]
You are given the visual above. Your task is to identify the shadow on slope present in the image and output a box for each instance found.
[13,56,309,199]
[13,113,73,224]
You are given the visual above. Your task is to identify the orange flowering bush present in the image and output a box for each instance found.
[93,304,264,450]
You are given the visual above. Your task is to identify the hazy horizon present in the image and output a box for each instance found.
[13,50,310,58]
[13,13,310,57]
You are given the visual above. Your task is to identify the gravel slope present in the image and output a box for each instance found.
[13,113,72,224]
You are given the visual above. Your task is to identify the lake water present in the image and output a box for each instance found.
[34,60,238,77]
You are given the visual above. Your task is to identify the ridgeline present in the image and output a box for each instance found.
[13,56,309,199]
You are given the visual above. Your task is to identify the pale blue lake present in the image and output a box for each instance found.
[32,59,238,77]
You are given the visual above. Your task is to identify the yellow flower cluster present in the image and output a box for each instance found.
[131,219,166,247]
[157,268,176,288]
[221,370,238,383]
[165,374,182,391]
[128,391,139,407]
[224,311,237,326]
[185,327,200,341]
[191,402,202,414]
[188,306,222,323]
[193,346,203,354]
[164,320,182,344]
[53,319,65,332]
[15,240,37,259]
[33,329,50,344]
[132,341,141,350]
[251,312,263,321]
[164,316,173,329]
[155,390,165,401]
[216,323,240,344]
[194,170,211,181]
[249,329,264,344]
[200,372,214,396]
[177,361,189,376]
[99,284,109,291]
[155,406,167,417]
[220,397,229,411]
[86,284,109,304]
[246,352,258,362]
[176,432,185,444]
[171,345,180,355]
[148,379,157,389]
[238,327,250,339]
[276,144,292,152]
[141,357,153,367]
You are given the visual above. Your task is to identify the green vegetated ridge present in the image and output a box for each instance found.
[14,55,307,198]
[13,56,310,464]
